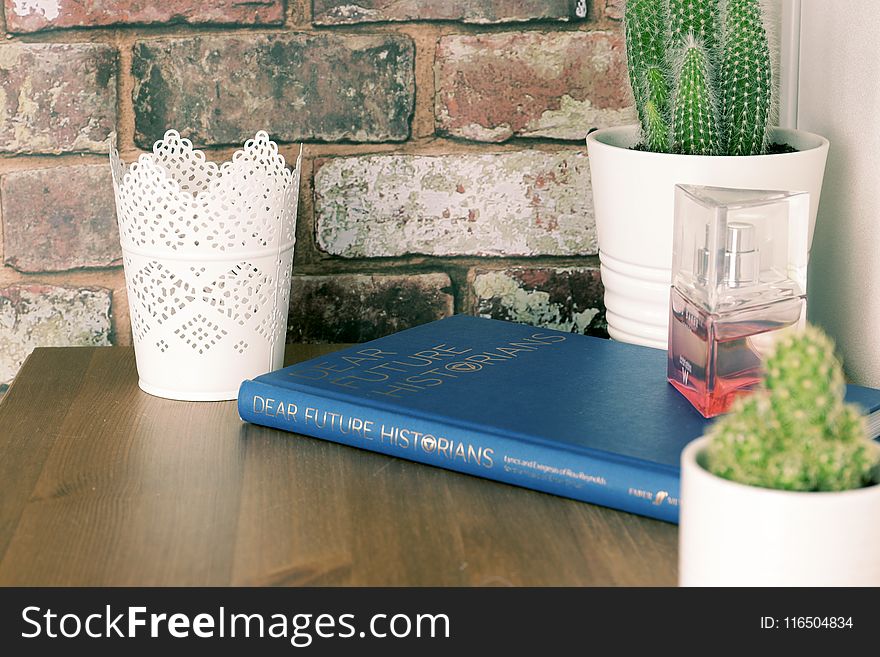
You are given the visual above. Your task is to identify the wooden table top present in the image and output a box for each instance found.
[0,345,678,586]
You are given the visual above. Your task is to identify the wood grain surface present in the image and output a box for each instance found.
[0,346,678,586]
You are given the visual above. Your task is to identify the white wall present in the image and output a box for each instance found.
[796,1,880,386]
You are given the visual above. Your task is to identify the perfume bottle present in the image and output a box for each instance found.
[667,185,809,418]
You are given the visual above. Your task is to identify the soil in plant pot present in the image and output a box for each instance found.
[626,142,799,154]
[765,142,798,155]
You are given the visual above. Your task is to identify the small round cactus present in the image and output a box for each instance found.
[705,326,880,491]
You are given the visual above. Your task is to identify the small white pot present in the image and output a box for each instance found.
[586,125,829,350]
[679,436,880,586]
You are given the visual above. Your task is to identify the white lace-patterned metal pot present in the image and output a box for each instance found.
[110,130,302,401]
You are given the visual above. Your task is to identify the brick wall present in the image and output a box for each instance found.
[0,0,633,391]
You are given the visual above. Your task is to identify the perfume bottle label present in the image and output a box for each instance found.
[678,355,693,386]
[683,307,704,332]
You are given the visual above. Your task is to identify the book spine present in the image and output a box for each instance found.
[238,380,681,523]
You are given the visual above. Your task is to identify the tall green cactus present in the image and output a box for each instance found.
[624,0,671,152]
[705,326,880,492]
[672,40,721,155]
[624,0,773,156]
[719,0,772,155]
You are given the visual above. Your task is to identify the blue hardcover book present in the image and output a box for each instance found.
[237,315,880,523]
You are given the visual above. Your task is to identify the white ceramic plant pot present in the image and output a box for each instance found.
[111,131,302,401]
[586,126,829,350]
[679,436,880,586]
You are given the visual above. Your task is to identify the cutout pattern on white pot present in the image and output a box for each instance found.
[111,130,302,401]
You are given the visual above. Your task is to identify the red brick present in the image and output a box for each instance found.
[132,33,414,148]
[313,0,590,25]
[1,165,121,273]
[288,274,454,343]
[435,30,635,142]
[4,0,285,33]
[0,284,112,384]
[600,0,624,20]
[0,43,116,154]
[472,266,606,336]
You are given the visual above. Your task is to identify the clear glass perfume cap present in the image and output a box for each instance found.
[672,185,809,311]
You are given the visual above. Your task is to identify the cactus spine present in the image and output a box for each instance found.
[705,326,880,492]
[624,0,773,155]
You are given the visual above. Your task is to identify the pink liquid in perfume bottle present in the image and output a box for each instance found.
[667,287,804,418]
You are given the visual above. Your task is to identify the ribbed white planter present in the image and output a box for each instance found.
[111,131,302,401]
[586,126,829,350]
[679,436,880,586]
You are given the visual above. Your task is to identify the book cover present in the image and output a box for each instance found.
[237,315,880,523]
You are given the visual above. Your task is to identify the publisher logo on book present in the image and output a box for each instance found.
[628,488,679,506]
